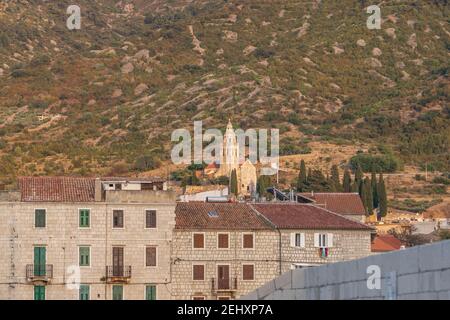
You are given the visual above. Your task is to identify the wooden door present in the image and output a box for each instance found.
[217,265,230,290]
[112,247,124,276]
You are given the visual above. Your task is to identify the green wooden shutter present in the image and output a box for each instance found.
[112,285,123,300]
[146,285,156,300]
[35,209,46,228]
[79,285,90,300]
[79,209,90,227]
[79,247,90,266]
[34,247,46,276]
[34,286,45,300]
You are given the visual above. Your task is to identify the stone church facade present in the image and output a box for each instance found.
[214,120,257,197]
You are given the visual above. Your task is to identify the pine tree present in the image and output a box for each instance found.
[230,169,238,195]
[364,177,373,215]
[371,171,379,209]
[378,173,388,218]
[330,165,341,192]
[343,168,352,192]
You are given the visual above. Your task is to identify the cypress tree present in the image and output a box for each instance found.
[378,173,388,218]
[297,160,307,191]
[257,175,270,197]
[364,177,373,215]
[330,165,341,192]
[354,164,364,195]
[371,171,379,209]
[360,179,368,215]
[343,168,352,192]
[230,169,238,195]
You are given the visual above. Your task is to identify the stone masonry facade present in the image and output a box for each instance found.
[171,230,279,300]
[0,178,374,300]
[0,201,175,300]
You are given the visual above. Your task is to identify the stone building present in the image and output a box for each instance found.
[171,202,278,300]
[252,203,374,273]
[0,177,374,300]
[171,202,374,299]
[0,176,176,300]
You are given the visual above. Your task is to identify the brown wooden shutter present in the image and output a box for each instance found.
[243,234,254,249]
[146,210,156,228]
[193,265,204,280]
[242,264,254,280]
[146,247,156,266]
[193,233,204,248]
[218,234,229,248]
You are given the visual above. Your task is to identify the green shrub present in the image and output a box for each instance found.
[350,153,400,173]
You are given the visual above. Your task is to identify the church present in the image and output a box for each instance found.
[204,120,257,197]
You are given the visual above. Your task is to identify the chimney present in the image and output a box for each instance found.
[94,178,102,202]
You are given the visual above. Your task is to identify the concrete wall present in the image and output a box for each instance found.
[0,201,175,300]
[243,240,450,300]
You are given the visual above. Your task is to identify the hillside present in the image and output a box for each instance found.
[0,0,448,181]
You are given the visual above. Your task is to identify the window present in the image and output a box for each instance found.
[193,265,205,281]
[113,210,124,228]
[243,233,254,249]
[242,264,254,281]
[79,209,90,228]
[79,285,90,300]
[290,233,305,248]
[79,246,90,267]
[35,209,46,228]
[34,285,45,300]
[193,233,205,249]
[145,247,157,267]
[193,296,205,300]
[112,285,123,300]
[145,210,156,228]
[217,233,229,249]
[145,285,156,300]
[314,233,333,248]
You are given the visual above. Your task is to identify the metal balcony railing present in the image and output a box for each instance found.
[211,277,238,292]
[105,266,132,282]
[26,264,53,281]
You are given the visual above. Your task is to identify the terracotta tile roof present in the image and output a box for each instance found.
[18,177,96,202]
[298,192,366,216]
[252,203,373,230]
[371,234,403,252]
[175,202,271,230]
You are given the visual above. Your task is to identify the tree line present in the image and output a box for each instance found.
[296,160,388,218]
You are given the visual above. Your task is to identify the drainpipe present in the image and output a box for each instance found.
[277,228,282,275]
[104,204,108,300]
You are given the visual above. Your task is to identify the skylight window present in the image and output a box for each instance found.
[208,211,219,218]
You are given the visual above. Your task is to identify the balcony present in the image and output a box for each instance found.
[105,266,131,283]
[211,277,238,293]
[26,264,53,283]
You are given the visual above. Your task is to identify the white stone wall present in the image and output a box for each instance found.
[0,201,175,300]
[243,240,450,300]
[171,230,279,300]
